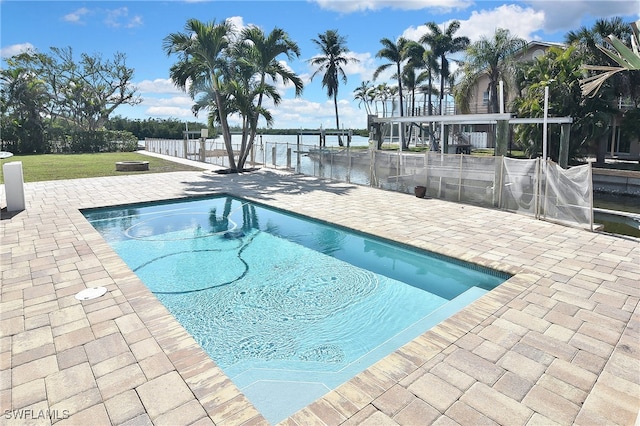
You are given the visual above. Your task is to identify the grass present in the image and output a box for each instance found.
[0,152,203,184]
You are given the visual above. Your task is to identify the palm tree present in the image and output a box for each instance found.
[403,41,437,115]
[309,29,358,146]
[353,80,373,115]
[404,42,440,116]
[388,85,399,116]
[566,17,640,164]
[236,26,303,166]
[454,28,526,114]
[568,18,640,100]
[163,19,238,169]
[373,37,411,117]
[512,46,616,163]
[372,83,390,116]
[164,19,303,171]
[420,20,470,114]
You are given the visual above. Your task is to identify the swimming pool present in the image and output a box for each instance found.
[83,195,508,423]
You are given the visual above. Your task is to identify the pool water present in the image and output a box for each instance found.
[83,196,508,423]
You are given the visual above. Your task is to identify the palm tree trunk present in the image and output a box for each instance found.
[489,82,499,114]
[205,66,237,171]
[240,86,265,170]
[334,93,343,147]
[214,89,237,171]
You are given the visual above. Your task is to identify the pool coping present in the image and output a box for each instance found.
[1,165,638,425]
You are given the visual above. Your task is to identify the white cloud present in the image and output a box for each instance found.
[63,7,90,24]
[226,16,245,31]
[527,0,640,33]
[458,4,545,41]
[136,78,183,94]
[305,51,375,79]
[402,4,545,43]
[267,97,367,129]
[144,95,194,108]
[104,7,143,29]
[0,43,35,58]
[313,0,473,13]
[61,6,142,29]
[142,94,203,121]
[127,15,144,29]
[145,106,194,118]
[345,51,376,79]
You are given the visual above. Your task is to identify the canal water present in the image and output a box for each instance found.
[593,192,640,237]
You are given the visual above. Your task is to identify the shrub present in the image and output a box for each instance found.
[48,130,138,153]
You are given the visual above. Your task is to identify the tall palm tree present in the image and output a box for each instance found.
[309,29,358,146]
[403,41,439,116]
[420,20,470,114]
[421,49,440,116]
[373,37,411,118]
[454,28,526,113]
[163,19,238,169]
[236,26,303,166]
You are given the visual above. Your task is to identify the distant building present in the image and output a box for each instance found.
[459,41,564,115]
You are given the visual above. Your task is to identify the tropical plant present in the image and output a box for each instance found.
[403,41,440,116]
[403,40,439,116]
[420,20,470,114]
[164,19,238,168]
[164,19,302,170]
[309,29,359,146]
[565,17,639,164]
[1,47,141,153]
[373,83,391,116]
[575,19,640,98]
[513,46,616,163]
[373,37,411,118]
[387,85,400,116]
[0,66,49,153]
[353,81,374,115]
[235,26,303,166]
[454,28,526,113]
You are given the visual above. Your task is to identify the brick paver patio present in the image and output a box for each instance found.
[1,161,638,425]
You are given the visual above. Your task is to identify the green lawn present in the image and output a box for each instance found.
[0,152,203,184]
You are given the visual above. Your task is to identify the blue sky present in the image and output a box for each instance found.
[1,0,638,129]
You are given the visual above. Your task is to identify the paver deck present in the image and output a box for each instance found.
[1,160,638,425]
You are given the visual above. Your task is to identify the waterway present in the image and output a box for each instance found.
[593,192,640,237]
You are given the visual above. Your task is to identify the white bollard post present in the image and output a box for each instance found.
[3,161,26,211]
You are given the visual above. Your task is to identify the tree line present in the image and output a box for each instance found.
[356,17,639,163]
[1,47,141,153]
[106,116,208,140]
[1,15,638,165]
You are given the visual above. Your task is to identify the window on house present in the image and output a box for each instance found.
[482,91,489,105]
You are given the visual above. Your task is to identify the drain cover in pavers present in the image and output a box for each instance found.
[75,286,108,301]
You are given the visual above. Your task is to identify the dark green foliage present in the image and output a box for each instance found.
[1,46,140,154]
[106,116,209,139]
[48,130,139,153]
[513,46,617,163]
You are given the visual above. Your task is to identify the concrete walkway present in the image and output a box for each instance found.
[1,164,638,425]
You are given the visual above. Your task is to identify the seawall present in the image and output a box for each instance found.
[592,168,640,196]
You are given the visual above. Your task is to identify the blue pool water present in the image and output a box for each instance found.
[83,196,508,423]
